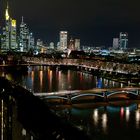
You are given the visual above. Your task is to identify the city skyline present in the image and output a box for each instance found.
[0,0,140,47]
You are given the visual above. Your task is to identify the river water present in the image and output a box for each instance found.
[1,66,140,140]
[1,66,126,92]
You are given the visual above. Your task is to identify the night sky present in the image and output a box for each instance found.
[1,0,140,47]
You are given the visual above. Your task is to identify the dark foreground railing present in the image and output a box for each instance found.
[0,77,91,140]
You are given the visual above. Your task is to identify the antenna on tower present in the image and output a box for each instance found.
[5,0,10,20]
[7,1,8,9]
[22,16,24,23]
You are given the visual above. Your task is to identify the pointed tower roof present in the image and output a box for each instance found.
[5,1,10,20]
[22,16,24,23]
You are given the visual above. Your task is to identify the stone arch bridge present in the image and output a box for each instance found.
[34,87,140,103]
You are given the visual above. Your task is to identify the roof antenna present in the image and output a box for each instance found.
[22,16,24,23]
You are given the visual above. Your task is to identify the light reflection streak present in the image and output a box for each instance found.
[126,107,130,122]
[102,113,107,133]
[112,81,115,87]
[138,104,140,109]
[67,70,71,86]
[31,71,34,91]
[80,72,83,83]
[136,110,140,128]
[121,83,124,88]
[49,70,52,91]
[1,100,4,140]
[39,71,43,91]
[1,72,5,77]
[120,107,124,120]
[93,109,98,126]
[58,71,62,90]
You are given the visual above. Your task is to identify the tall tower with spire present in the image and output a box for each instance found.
[1,1,17,51]
[5,2,10,50]
[5,2,10,21]
[19,16,30,51]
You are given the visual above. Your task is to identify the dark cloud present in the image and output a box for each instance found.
[1,0,140,46]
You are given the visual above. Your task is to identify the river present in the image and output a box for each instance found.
[0,66,140,140]
[1,66,126,92]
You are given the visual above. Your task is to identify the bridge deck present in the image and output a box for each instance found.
[34,87,140,97]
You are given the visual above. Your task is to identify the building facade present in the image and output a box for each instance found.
[119,32,128,50]
[1,4,17,51]
[113,38,119,49]
[10,19,17,49]
[29,33,35,50]
[75,39,80,50]
[60,31,68,51]
[19,17,30,52]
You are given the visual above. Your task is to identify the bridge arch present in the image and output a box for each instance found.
[71,93,104,101]
[107,90,138,97]
[42,96,68,100]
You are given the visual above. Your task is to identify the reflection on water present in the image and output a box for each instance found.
[126,107,130,122]
[93,109,98,126]
[0,66,140,139]
[55,103,140,140]
[102,113,107,134]
[136,110,140,128]
[0,66,125,93]
[1,100,4,140]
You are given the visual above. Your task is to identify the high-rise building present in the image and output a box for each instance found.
[36,39,43,51]
[49,42,55,49]
[1,3,17,51]
[1,27,6,50]
[19,17,29,51]
[5,3,10,50]
[29,33,35,50]
[113,38,119,49]
[75,39,80,50]
[68,37,75,50]
[60,31,68,50]
[119,32,128,50]
[11,19,17,49]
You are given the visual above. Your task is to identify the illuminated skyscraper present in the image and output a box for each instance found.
[29,33,35,50]
[60,31,68,50]
[36,39,43,51]
[11,19,17,49]
[119,32,128,50]
[113,38,119,49]
[19,17,29,51]
[75,39,80,50]
[1,3,17,50]
[68,37,74,50]
[5,3,10,50]
[1,27,6,50]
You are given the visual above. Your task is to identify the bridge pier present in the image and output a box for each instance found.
[67,94,72,105]
[136,89,140,95]
[103,91,108,102]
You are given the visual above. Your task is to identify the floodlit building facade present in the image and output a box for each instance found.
[113,38,119,49]
[75,39,80,50]
[11,19,17,49]
[60,31,68,50]
[19,17,29,51]
[119,32,128,50]
[1,4,17,51]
